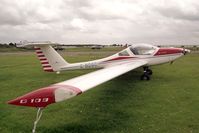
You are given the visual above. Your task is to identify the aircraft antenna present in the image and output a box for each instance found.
[32,107,44,133]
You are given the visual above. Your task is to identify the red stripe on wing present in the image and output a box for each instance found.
[52,85,82,95]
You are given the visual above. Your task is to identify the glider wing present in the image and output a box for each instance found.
[8,60,147,107]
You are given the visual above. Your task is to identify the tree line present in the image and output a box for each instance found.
[0,42,17,48]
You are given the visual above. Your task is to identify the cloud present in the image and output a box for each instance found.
[154,0,199,21]
[0,0,199,44]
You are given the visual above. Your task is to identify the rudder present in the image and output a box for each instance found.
[34,45,68,72]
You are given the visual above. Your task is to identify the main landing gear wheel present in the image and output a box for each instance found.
[140,66,152,80]
[141,74,150,80]
[146,69,152,75]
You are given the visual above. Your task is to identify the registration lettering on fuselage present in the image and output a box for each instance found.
[80,62,97,69]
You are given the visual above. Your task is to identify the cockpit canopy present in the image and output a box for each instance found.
[129,44,158,55]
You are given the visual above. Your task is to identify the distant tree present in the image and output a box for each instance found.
[9,42,15,47]
[0,43,8,47]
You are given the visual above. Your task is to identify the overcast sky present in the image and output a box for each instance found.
[0,0,199,45]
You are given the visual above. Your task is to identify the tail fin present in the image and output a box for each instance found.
[34,45,69,72]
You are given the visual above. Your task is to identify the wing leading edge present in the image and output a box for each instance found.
[55,60,147,99]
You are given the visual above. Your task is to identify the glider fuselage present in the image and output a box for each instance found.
[61,44,188,71]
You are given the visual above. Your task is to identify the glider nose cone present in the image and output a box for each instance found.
[181,48,191,55]
[7,87,56,107]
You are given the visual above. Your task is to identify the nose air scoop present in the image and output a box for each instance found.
[7,87,56,107]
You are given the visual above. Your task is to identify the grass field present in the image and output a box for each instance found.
[0,48,199,133]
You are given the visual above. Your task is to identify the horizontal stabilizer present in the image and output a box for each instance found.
[17,40,59,48]
[17,41,69,72]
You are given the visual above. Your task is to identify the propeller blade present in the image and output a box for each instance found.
[183,48,191,55]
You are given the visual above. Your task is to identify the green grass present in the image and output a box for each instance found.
[0,51,199,133]
[0,47,29,52]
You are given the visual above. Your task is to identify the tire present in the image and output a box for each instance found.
[146,69,153,75]
[140,74,150,80]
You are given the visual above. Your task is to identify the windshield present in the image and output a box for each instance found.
[130,44,157,55]
[118,50,129,56]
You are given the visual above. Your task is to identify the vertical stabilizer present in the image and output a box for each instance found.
[34,45,68,72]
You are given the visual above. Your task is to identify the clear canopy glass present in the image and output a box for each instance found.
[129,44,157,55]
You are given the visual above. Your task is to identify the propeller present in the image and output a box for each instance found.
[183,48,191,55]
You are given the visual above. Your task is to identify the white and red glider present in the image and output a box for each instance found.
[8,42,190,107]
[8,42,190,132]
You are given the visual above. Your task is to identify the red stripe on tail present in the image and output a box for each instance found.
[40,58,47,61]
[43,65,52,68]
[41,62,49,64]
[34,46,54,72]
[38,55,45,57]
[34,48,41,50]
[44,69,54,72]
[36,51,43,54]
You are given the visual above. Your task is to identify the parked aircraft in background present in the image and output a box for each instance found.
[8,42,190,133]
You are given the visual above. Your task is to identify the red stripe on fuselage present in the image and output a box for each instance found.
[155,48,183,56]
[104,56,136,62]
